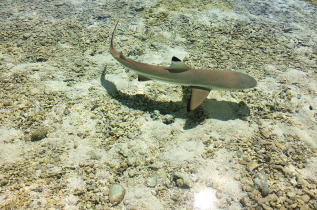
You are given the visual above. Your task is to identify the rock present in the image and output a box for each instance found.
[150,110,161,120]
[260,193,278,203]
[23,32,31,39]
[0,178,8,187]
[254,173,269,197]
[109,184,125,204]
[243,184,253,192]
[287,191,296,198]
[3,100,12,106]
[146,176,157,188]
[300,204,309,210]
[302,194,310,203]
[240,197,251,207]
[211,181,219,189]
[30,127,48,141]
[86,150,101,160]
[247,161,259,171]
[172,172,191,188]
[162,114,175,125]
[128,170,137,177]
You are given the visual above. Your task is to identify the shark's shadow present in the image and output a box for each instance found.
[100,69,251,129]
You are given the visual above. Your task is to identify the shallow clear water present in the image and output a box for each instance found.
[0,0,316,209]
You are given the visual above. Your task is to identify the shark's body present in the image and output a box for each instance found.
[110,23,257,110]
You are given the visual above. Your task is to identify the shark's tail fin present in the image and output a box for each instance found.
[110,21,120,57]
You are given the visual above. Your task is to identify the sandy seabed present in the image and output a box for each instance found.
[0,0,316,209]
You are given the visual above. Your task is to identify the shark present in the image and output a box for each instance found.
[109,23,257,111]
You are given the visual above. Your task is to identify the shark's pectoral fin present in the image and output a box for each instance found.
[138,75,152,81]
[188,87,211,111]
[165,56,191,72]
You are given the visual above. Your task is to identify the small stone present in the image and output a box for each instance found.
[302,194,310,203]
[216,190,222,199]
[287,191,296,198]
[234,174,240,181]
[240,197,250,207]
[290,178,297,186]
[30,127,48,141]
[254,173,269,197]
[162,114,175,125]
[0,179,8,187]
[300,204,309,210]
[260,130,270,138]
[73,189,85,196]
[260,203,272,210]
[23,32,32,39]
[109,184,125,204]
[95,204,103,210]
[171,192,182,201]
[146,176,157,188]
[127,156,136,166]
[211,181,219,189]
[128,170,137,177]
[172,172,191,188]
[243,184,253,192]
[247,161,259,171]
[87,150,101,160]
[289,203,297,208]
[261,193,278,203]
[3,100,12,106]
[150,110,161,120]
[175,179,184,187]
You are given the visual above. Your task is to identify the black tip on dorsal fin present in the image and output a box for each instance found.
[167,56,190,72]
[172,56,181,62]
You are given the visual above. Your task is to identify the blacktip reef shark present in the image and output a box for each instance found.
[110,23,257,111]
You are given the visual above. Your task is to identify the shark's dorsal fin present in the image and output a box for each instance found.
[165,56,191,72]
[188,87,211,111]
